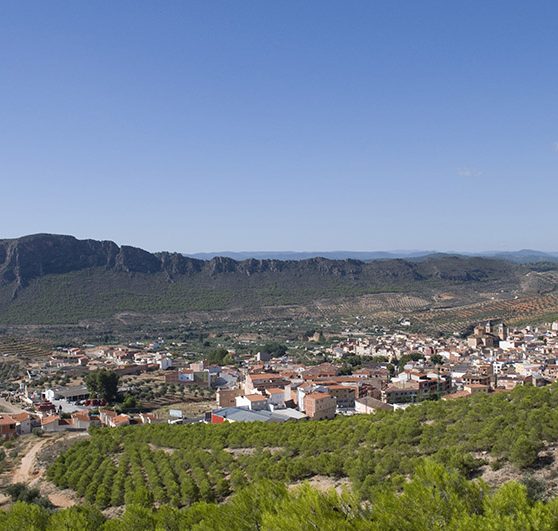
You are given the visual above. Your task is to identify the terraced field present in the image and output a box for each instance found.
[0,335,52,361]
[315,293,431,315]
[411,293,558,333]
[101,289,558,337]
[0,361,24,390]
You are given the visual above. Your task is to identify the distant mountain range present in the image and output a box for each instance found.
[184,250,435,261]
[1,234,557,327]
[474,250,558,263]
[185,249,558,263]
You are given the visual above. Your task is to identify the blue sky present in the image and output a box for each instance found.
[1,1,557,252]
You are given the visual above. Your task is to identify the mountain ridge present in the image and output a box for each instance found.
[0,233,556,326]
[0,233,522,290]
[185,249,558,262]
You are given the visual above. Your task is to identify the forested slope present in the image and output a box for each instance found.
[0,234,532,324]
[4,385,558,528]
[4,469,558,530]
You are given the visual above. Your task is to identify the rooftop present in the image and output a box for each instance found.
[355,397,394,411]
[305,392,334,401]
[244,394,268,402]
[213,407,286,423]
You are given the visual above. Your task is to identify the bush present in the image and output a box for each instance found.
[5,483,53,509]
[510,434,543,469]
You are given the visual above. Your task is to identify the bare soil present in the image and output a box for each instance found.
[0,432,89,509]
[289,475,351,494]
[479,446,558,499]
[153,400,215,418]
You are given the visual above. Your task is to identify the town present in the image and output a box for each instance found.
[2,318,558,439]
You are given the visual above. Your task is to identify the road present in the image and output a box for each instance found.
[12,437,50,484]
[8,432,89,508]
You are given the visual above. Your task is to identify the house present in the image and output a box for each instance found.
[35,401,57,416]
[304,393,337,420]
[99,409,131,427]
[138,413,157,424]
[99,409,117,426]
[270,407,308,420]
[296,383,329,409]
[165,369,194,383]
[442,390,472,400]
[112,414,131,427]
[355,396,394,414]
[216,387,242,407]
[462,373,491,387]
[0,416,17,439]
[353,367,390,380]
[235,394,269,411]
[382,382,420,404]
[110,350,134,364]
[43,386,90,403]
[464,383,489,394]
[302,363,339,379]
[41,415,68,432]
[325,385,356,408]
[71,410,93,429]
[265,387,287,407]
[496,375,524,390]
[11,412,33,434]
[157,357,173,370]
[190,361,205,372]
[244,373,290,394]
[383,370,452,404]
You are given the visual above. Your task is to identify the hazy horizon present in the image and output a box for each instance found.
[3,232,558,257]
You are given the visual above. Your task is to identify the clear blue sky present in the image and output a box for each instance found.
[1,1,557,252]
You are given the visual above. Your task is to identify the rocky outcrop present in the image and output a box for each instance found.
[0,233,520,291]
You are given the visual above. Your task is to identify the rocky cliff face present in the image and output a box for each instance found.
[0,234,545,326]
[0,234,173,288]
[0,233,520,291]
[0,234,116,287]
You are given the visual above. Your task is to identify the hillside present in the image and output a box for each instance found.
[1,234,550,327]
[12,383,557,529]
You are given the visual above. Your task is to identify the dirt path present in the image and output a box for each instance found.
[12,437,50,484]
[9,432,88,508]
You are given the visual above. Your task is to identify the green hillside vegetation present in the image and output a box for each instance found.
[0,267,414,324]
[5,468,558,530]
[1,385,558,527]
[31,384,558,528]
[48,384,556,510]
[3,264,556,334]
[0,233,535,325]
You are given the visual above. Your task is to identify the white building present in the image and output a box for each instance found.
[265,387,286,407]
[355,397,394,414]
[235,394,269,411]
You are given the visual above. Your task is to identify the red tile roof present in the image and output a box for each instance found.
[41,415,60,425]
[305,392,333,401]
[244,394,267,402]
